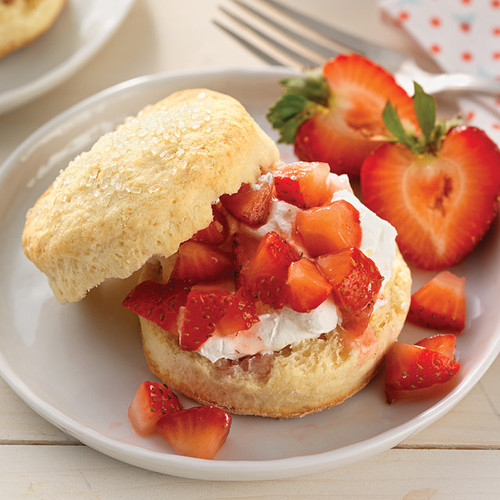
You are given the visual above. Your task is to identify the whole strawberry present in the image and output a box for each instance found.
[267,54,419,177]
[361,83,500,270]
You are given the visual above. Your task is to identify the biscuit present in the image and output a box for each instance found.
[0,0,66,58]
[22,89,280,302]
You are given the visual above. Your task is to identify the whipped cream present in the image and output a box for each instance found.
[198,173,397,362]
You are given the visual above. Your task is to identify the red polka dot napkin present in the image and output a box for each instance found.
[380,0,500,145]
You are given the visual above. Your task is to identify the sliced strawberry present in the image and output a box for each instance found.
[267,54,418,177]
[295,199,362,258]
[155,405,231,459]
[361,82,500,270]
[340,302,374,337]
[122,279,190,334]
[273,161,335,208]
[220,181,273,227]
[407,271,465,333]
[416,334,456,359]
[217,287,260,335]
[385,342,460,403]
[286,258,333,312]
[180,287,232,351]
[171,240,233,284]
[128,381,182,436]
[244,231,299,309]
[232,232,260,287]
[191,206,229,245]
[316,247,383,312]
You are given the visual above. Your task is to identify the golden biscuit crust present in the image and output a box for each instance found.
[0,0,66,58]
[22,89,280,302]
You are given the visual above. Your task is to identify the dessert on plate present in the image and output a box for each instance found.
[22,89,411,418]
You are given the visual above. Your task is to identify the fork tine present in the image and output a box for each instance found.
[230,0,338,61]
[218,5,321,68]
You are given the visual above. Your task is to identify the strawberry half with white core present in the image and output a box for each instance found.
[361,83,500,270]
[267,54,418,177]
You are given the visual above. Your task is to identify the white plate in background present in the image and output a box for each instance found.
[0,0,135,115]
[0,68,498,480]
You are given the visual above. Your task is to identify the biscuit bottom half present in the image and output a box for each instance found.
[138,249,411,418]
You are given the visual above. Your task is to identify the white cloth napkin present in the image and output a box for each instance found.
[380,0,500,145]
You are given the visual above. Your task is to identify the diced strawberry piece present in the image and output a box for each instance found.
[220,181,273,227]
[122,279,190,334]
[180,287,232,351]
[217,287,260,335]
[191,206,229,245]
[171,240,233,284]
[128,381,182,436]
[286,258,333,312]
[385,342,460,403]
[273,161,334,209]
[295,199,362,257]
[340,302,374,337]
[416,334,456,359]
[407,271,465,333]
[316,247,383,312]
[244,231,299,309]
[155,405,232,459]
[361,127,500,270]
[232,232,260,287]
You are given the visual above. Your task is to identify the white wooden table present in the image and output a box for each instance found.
[0,1,498,497]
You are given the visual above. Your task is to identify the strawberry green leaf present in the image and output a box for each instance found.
[413,82,436,144]
[382,101,407,143]
[280,69,329,106]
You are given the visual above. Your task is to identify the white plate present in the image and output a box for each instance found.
[0,0,135,115]
[0,68,499,481]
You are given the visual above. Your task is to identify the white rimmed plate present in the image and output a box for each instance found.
[0,0,135,115]
[0,68,498,481]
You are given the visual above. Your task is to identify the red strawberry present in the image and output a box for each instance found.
[385,342,460,403]
[220,181,273,227]
[232,232,260,287]
[155,405,232,459]
[244,231,299,309]
[128,381,182,436]
[191,206,229,245]
[316,247,383,312]
[286,258,333,312]
[416,334,456,359]
[171,240,233,284]
[122,279,190,334]
[407,271,465,333]
[217,287,260,335]
[340,302,374,337]
[295,199,362,257]
[273,161,335,208]
[180,286,232,351]
[361,84,500,270]
[267,54,418,177]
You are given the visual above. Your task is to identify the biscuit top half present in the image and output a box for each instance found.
[22,89,280,303]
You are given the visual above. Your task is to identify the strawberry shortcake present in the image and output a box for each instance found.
[22,89,411,418]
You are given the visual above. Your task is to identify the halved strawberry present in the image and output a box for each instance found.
[180,286,232,351]
[191,206,229,245]
[286,258,333,312]
[267,54,418,177]
[217,287,260,335]
[122,279,190,334]
[416,334,456,359]
[361,84,500,270]
[155,405,232,459]
[244,231,299,309]
[273,161,335,209]
[220,181,273,227]
[295,199,362,257]
[407,271,465,333]
[385,342,460,403]
[128,381,182,436]
[316,247,383,312]
[171,240,233,284]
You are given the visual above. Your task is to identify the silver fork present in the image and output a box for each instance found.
[214,0,500,96]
